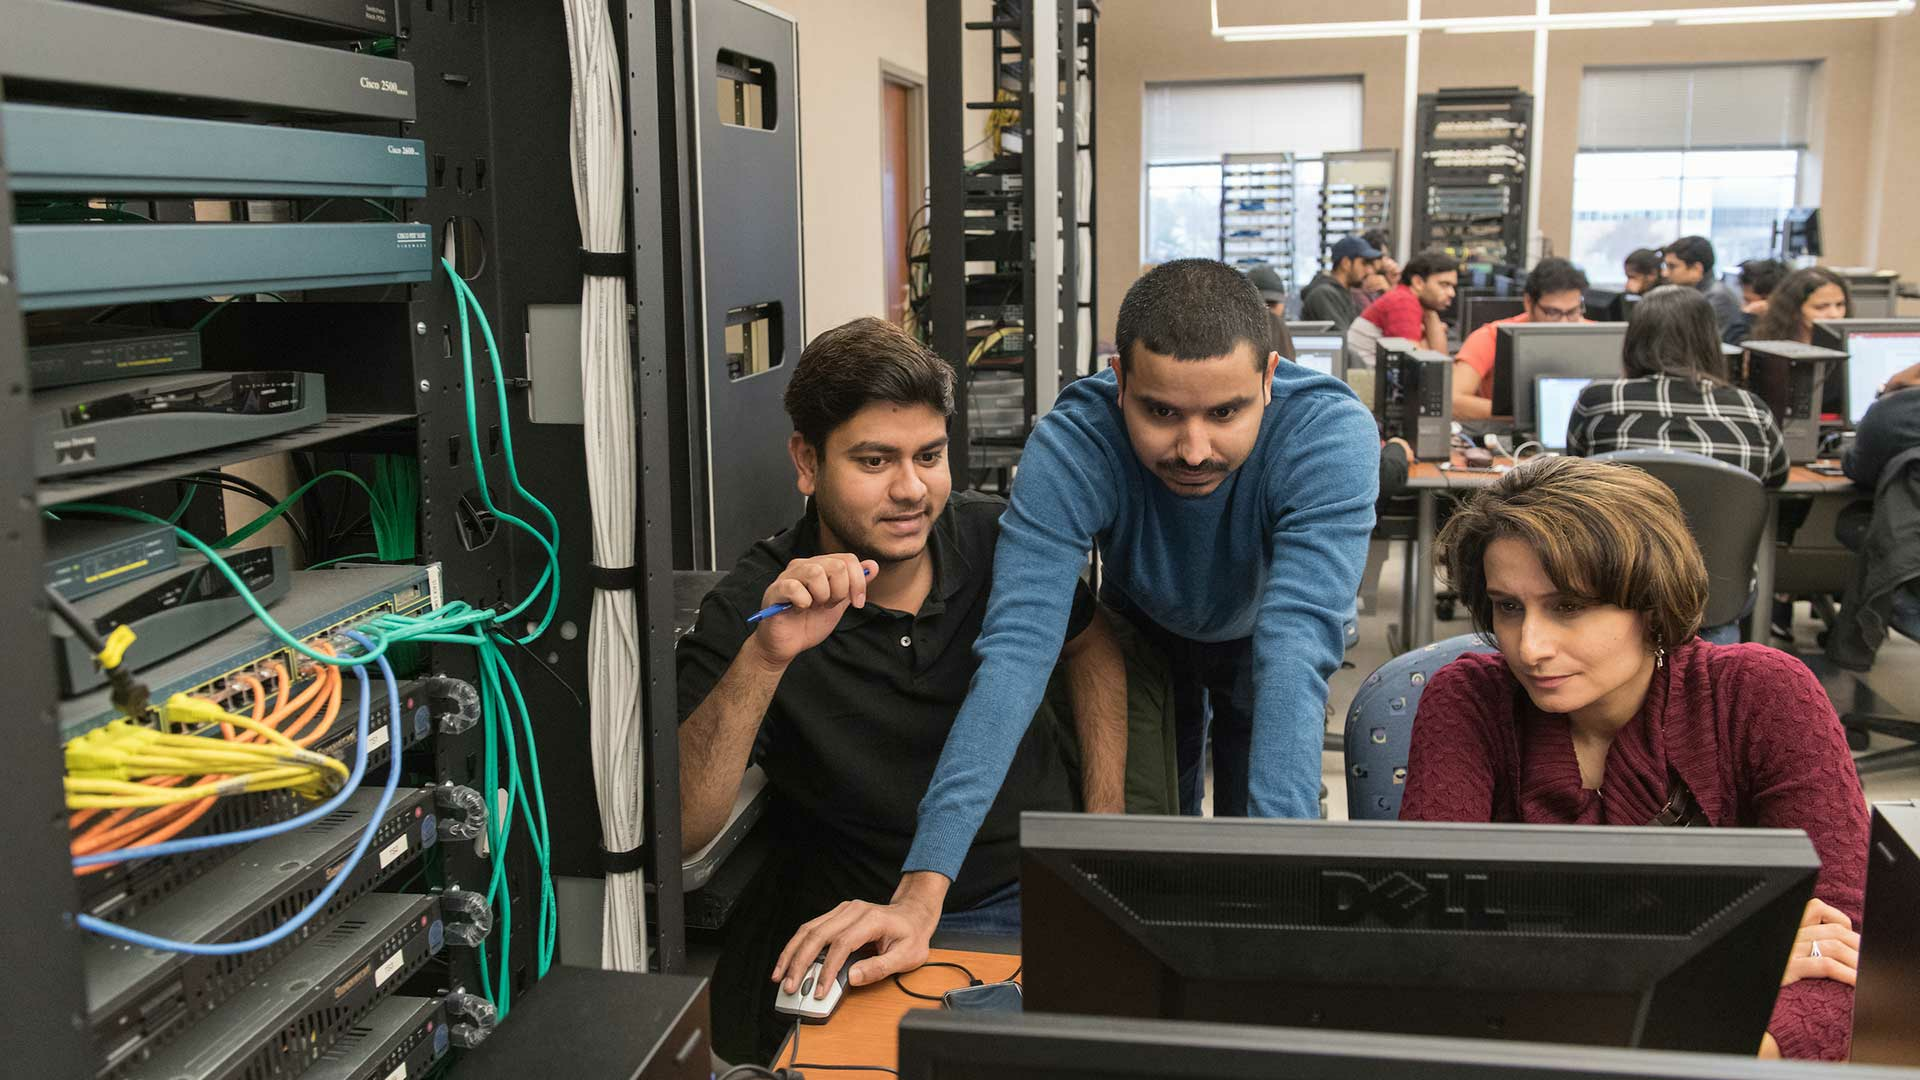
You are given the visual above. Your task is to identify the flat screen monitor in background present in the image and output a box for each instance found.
[898,1012,1906,1080]
[1840,331,1920,426]
[1492,323,1627,433]
[1019,813,1818,1056]
[1851,801,1920,1067]
[1460,295,1527,342]
[1292,335,1345,379]
[1287,320,1335,335]
[1781,206,1822,258]
[1535,376,1594,451]
[1811,319,1920,425]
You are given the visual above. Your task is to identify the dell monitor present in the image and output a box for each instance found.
[1492,323,1627,433]
[1019,813,1818,1056]
[898,1012,1907,1080]
[1779,207,1822,259]
[1851,801,1920,1066]
[1535,376,1593,452]
[1810,319,1920,427]
[1292,335,1345,380]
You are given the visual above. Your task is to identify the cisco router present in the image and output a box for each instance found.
[32,371,327,478]
[43,519,178,602]
[51,547,292,696]
[27,324,202,390]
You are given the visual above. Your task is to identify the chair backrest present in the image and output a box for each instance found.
[1343,633,1500,820]
[1591,449,1768,628]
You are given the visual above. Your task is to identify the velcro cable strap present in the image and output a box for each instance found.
[580,248,627,278]
[587,563,637,592]
[600,842,646,875]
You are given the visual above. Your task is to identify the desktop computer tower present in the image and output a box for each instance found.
[1739,340,1843,464]
[1375,337,1453,460]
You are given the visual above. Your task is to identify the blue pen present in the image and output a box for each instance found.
[745,564,874,625]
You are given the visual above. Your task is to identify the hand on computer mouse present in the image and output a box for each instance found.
[772,872,947,1002]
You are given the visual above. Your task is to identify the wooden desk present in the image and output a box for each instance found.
[772,948,1021,1073]
[1396,454,1864,649]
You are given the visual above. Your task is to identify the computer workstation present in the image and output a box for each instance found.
[1292,334,1346,380]
[1811,318,1920,427]
[1490,322,1629,439]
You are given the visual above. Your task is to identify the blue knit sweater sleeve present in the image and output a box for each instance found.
[1246,392,1380,817]
[901,399,1122,880]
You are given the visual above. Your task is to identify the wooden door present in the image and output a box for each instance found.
[882,79,913,324]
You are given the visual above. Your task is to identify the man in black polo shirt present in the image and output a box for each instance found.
[676,318,1125,1017]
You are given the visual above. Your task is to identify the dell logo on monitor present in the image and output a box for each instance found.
[1319,870,1509,929]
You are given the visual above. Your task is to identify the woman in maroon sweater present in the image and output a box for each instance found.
[1400,456,1868,1062]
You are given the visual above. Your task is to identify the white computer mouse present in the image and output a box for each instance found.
[773,949,850,1023]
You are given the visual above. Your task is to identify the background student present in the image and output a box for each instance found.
[1725,257,1789,346]
[1300,235,1381,333]
[1567,286,1787,487]
[1623,247,1663,294]
[1400,456,1867,1062]
[1346,249,1457,366]
[1451,256,1589,421]
[1663,235,1743,334]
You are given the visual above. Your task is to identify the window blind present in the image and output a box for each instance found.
[1144,78,1363,164]
[1578,63,1813,152]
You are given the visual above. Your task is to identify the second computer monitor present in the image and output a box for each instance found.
[1460,295,1527,342]
[1811,319,1920,426]
[1020,812,1819,1056]
[1493,323,1628,434]
[1292,335,1345,380]
[1535,376,1594,452]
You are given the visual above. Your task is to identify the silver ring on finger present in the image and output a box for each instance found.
[1810,940,1823,960]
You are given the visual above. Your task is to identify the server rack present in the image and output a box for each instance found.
[927,0,1094,493]
[1219,152,1295,282]
[1412,87,1531,273]
[1318,148,1395,266]
[0,1,687,1074]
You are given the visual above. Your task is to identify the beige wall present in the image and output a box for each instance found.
[1095,0,1909,340]
[784,0,993,340]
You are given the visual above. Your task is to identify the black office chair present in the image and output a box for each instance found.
[1591,449,1769,640]
[1820,447,1920,773]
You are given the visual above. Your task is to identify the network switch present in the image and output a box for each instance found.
[14,223,432,312]
[3,103,428,199]
[0,1,417,121]
[124,891,446,1080]
[88,788,439,1076]
[76,674,452,924]
[32,371,329,478]
[53,547,293,696]
[91,0,400,41]
[60,563,437,740]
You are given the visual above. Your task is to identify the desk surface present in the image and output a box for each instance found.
[773,948,1022,1073]
[1405,452,1859,494]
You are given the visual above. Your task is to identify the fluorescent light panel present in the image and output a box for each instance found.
[1214,0,1912,40]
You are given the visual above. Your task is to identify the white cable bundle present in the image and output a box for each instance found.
[561,0,648,972]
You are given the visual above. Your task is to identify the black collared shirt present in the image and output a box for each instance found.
[675,490,1089,911]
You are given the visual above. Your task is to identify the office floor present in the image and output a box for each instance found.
[1309,543,1920,822]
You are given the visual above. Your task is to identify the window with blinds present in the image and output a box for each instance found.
[1570,64,1814,284]
[1142,79,1363,287]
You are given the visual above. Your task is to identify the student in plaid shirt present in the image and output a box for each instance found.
[1569,285,1788,487]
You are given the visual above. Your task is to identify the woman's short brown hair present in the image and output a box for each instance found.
[1436,456,1709,649]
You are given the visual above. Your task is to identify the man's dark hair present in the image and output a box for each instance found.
[1116,258,1272,374]
[1624,248,1662,277]
[1621,285,1729,384]
[1666,235,1716,275]
[1738,258,1789,298]
[784,317,955,449]
[1523,257,1589,302]
[1362,228,1392,252]
[1402,250,1459,286]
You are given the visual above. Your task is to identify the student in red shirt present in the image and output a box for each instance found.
[1452,257,1591,421]
[1345,250,1456,368]
[1400,456,1868,1062]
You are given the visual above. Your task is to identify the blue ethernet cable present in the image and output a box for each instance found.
[74,633,403,956]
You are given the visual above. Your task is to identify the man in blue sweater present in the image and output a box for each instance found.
[774,258,1378,999]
